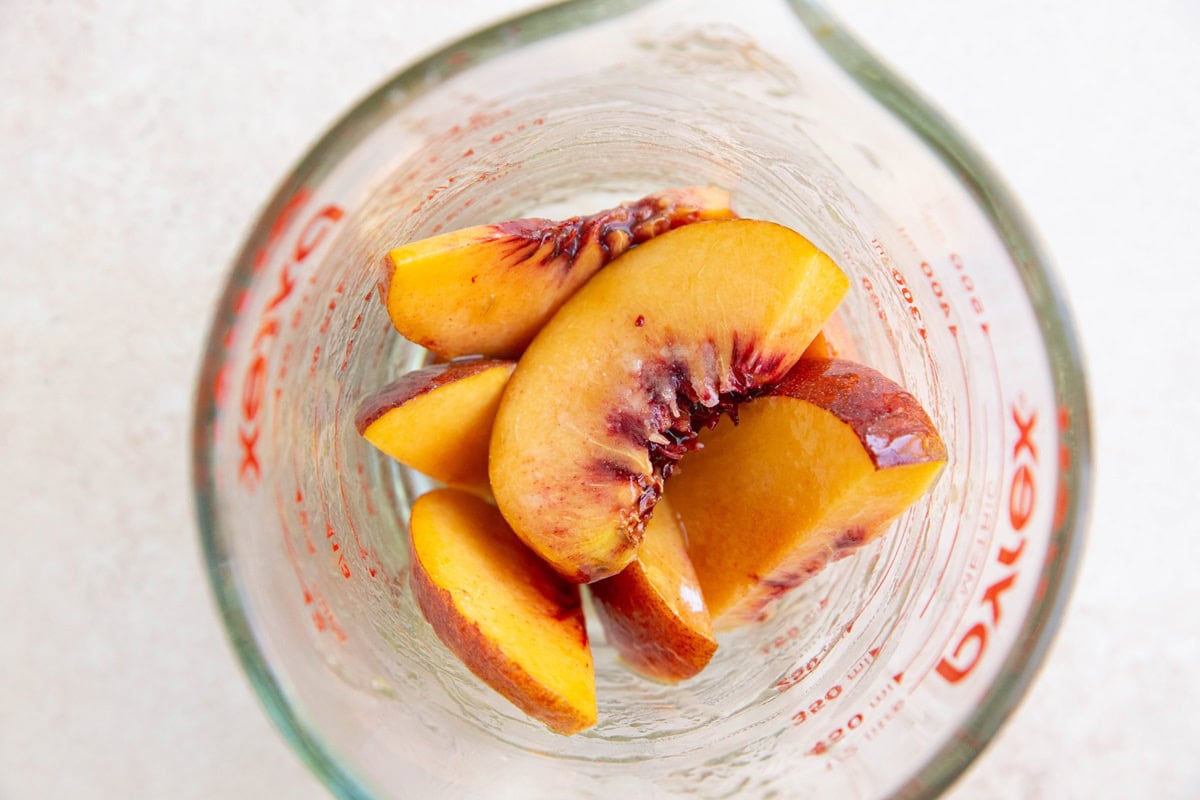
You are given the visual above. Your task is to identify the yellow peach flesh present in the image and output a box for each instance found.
[589,497,716,682]
[669,359,946,628]
[490,219,849,583]
[356,360,514,493]
[409,489,596,734]
[385,186,735,358]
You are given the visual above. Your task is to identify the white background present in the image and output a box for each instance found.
[2,1,1197,797]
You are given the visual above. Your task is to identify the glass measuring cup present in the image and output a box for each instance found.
[192,0,1091,796]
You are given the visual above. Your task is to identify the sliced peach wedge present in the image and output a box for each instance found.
[409,489,597,735]
[385,186,735,359]
[589,496,717,683]
[490,219,849,583]
[355,358,514,495]
[801,329,834,360]
[668,358,948,629]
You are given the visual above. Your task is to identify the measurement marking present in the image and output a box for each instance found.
[918,303,976,619]
[873,238,928,340]
[333,390,380,578]
[859,274,887,323]
[861,698,906,744]
[926,364,981,641]
[296,488,316,555]
[841,646,882,685]
[312,395,351,581]
[276,483,346,641]
[275,483,311,600]
[805,710,866,755]
[357,462,376,517]
[790,682,845,726]
[765,626,796,654]
[916,253,1005,684]
[277,342,292,381]
[293,460,316,555]
[775,645,828,691]
[317,597,347,643]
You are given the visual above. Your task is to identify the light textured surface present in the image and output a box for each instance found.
[1,1,1196,798]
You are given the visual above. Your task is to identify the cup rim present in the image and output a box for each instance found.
[192,1,1092,797]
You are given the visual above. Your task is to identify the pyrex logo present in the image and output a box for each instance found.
[935,401,1039,684]
[237,190,344,489]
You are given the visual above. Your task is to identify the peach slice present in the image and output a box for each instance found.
[385,186,735,358]
[589,496,717,683]
[801,329,834,360]
[355,359,514,494]
[668,358,947,628]
[490,219,849,582]
[409,489,597,735]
